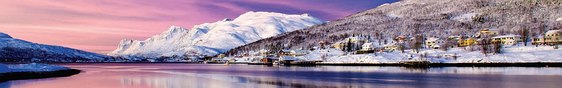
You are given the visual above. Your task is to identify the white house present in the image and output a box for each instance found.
[361,42,376,51]
[492,35,521,46]
[425,37,443,49]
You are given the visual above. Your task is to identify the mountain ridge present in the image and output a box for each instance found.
[109,11,325,59]
[0,32,110,62]
[225,0,562,56]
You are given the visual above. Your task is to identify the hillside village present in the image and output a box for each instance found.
[219,29,561,64]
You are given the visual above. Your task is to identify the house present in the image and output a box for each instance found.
[545,30,561,45]
[290,50,309,56]
[394,36,412,43]
[425,37,443,49]
[383,43,400,52]
[332,36,371,50]
[491,35,521,46]
[278,50,309,57]
[331,41,346,50]
[532,36,547,45]
[458,38,477,47]
[476,29,499,38]
[361,42,376,51]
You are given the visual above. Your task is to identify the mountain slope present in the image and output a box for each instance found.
[0,32,110,62]
[109,11,325,58]
[225,0,562,55]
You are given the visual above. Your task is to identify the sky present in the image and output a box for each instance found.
[0,0,397,54]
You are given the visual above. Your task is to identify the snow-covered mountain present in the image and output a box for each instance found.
[109,11,325,58]
[0,32,110,62]
[226,0,562,55]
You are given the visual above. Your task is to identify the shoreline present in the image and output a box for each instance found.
[0,69,81,82]
[42,62,562,67]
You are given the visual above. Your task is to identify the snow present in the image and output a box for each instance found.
[0,32,12,38]
[296,45,562,63]
[546,30,560,35]
[452,13,479,22]
[492,34,519,38]
[0,33,108,62]
[0,63,70,73]
[109,11,325,58]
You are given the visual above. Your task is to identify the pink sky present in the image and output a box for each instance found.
[0,0,396,54]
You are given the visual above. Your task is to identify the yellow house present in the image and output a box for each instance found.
[545,30,561,44]
[332,42,346,50]
[458,38,477,47]
[532,36,546,45]
[492,35,521,46]
[476,29,499,37]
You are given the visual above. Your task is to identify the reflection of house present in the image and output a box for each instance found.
[458,38,477,47]
[492,35,521,46]
[476,29,499,38]
[545,30,561,44]
[425,37,443,49]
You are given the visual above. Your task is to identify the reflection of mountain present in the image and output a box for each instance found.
[0,32,110,62]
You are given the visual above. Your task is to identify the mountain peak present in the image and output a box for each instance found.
[0,32,12,38]
[109,12,325,58]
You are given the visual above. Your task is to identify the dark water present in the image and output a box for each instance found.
[2,63,562,88]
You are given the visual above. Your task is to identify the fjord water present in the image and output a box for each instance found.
[2,64,562,88]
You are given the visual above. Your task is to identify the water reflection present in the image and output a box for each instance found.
[4,64,562,88]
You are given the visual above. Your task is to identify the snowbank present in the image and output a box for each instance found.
[0,63,70,73]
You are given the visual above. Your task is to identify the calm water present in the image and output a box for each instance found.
[2,63,562,88]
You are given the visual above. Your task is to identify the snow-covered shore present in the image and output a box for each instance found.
[299,46,562,63]
[0,63,70,73]
[0,63,80,81]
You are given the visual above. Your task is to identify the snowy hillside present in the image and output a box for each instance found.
[109,11,325,58]
[0,32,109,62]
[226,0,562,55]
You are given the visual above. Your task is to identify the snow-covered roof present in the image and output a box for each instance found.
[426,37,440,42]
[546,30,561,35]
[492,35,520,38]
[0,32,12,38]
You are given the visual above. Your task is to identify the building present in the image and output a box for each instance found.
[491,35,521,46]
[425,37,443,49]
[458,38,477,47]
[278,50,309,57]
[532,36,546,45]
[476,29,499,38]
[383,43,400,52]
[332,36,371,50]
[545,30,561,45]
[394,36,412,43]
[361,42,376,51]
